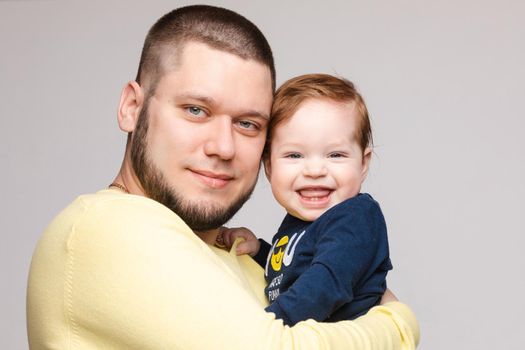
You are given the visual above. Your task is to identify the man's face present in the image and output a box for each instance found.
[131,42,273,231]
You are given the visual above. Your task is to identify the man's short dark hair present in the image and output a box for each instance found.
[136,5,275,95]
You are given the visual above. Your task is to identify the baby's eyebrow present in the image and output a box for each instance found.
[276,142,304,148]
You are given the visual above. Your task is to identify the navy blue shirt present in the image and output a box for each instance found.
[254,193,392,326]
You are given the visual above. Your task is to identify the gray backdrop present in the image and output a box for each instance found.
[2,0,524,349]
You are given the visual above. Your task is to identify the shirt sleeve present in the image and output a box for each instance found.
[253,238,272,267]
[267,197,389,326]
[61,197,416,350]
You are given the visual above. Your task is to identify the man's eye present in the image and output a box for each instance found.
[187,106,205,117]
[286,153,302,159]
[238,120,257,130]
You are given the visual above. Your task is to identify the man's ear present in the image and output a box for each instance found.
[117,81,144,133]
[361,147,372,182]
[263,157,272,181]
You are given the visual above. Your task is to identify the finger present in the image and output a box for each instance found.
[222,229,233,247]
[235,241,252,256]
[230,230,249,242]
[223,228,240,247]
[221,227,238,248]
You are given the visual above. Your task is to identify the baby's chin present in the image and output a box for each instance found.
[287,207,332,222]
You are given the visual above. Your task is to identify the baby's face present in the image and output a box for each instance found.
[266,98,370,221]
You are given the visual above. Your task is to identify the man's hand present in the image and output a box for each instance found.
[220,227,261,256]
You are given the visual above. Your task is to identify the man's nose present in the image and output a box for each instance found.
[302,157,328,178]
[203,116,236,160]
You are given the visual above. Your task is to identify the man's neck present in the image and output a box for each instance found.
[112,148,147,196]
[195,228,221,245]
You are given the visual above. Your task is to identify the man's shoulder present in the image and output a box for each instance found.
[77,189,171,214]
[41,189,194,250]
[59,189,178,224]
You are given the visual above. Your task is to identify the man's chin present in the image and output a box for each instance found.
[164,198,241,231]
[136,159,256,231]
[177,207,234,231]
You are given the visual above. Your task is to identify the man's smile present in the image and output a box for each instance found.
[189,169,234,189]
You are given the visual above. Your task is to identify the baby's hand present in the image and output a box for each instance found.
[380,288,398,304]
[220,227,261,256]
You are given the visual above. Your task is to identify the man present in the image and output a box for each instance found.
[27,5,419,349]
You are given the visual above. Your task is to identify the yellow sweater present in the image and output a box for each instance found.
[27,189,419,349]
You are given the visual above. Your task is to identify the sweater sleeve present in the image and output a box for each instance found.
[32,196,418,350]
[267,197,390,325]
[253,238,272,267]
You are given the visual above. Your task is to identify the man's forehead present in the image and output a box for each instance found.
[155,42,272,107]
[161,40,268,76]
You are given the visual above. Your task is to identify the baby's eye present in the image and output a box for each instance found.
[328,152,346,158]
[285,153,302,159]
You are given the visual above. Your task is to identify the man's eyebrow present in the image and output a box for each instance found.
[237,110,270,120]
[175,92,269,120]
[175,92,217,106]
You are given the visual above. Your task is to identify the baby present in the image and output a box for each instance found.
[222,74,392,326]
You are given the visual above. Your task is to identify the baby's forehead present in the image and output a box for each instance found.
[296,96,355,109]
[287,98,359,126]
[275,104,358,138]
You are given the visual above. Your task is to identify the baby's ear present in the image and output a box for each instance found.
[361,147,372,181]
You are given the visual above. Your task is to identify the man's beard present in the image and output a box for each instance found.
[130,102,257,231]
